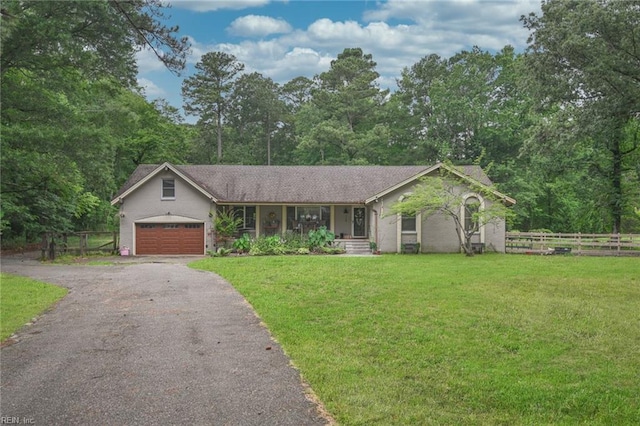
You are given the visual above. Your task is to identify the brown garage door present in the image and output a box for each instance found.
[136,223,204,255]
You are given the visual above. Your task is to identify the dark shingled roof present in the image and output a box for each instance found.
[114,164,493,204]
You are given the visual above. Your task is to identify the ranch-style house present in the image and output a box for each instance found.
[111,162,515,255]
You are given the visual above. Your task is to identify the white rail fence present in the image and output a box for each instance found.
[506,232,640,256]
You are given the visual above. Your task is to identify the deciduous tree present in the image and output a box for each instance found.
[0,0,190,244]
[296,48,389,164]
[387,166,515,256]
[521,0,640,233]
[1,0,188,84]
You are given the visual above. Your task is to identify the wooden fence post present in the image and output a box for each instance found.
[41,233,48,260]
[578,232,581,255]
[48,235,56,261]
[80,233,86,256]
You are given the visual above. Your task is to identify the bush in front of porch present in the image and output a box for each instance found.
[226,227,344,256]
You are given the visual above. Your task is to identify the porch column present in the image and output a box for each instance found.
[256,205,261,236]
[330,206,335,231]
[281,205,287,234]
[396,215,402,253]
[416,212,422,252]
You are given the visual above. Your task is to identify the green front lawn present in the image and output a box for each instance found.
[0,273,68,341]
[191,254,640,425]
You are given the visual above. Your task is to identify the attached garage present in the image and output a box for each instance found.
[135,223,205,255]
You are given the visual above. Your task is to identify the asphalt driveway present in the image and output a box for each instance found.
[0,254,329,425]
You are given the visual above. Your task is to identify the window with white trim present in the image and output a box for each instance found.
[219,206,256,229]
[464,196,480,233]
[398,195,416,233]
[162,179,175,199]
[401,214,416,232]
[286,206,331,230]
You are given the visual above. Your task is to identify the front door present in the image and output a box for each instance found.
[353,207,366,238]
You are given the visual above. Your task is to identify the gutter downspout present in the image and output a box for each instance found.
[372,209,379,251]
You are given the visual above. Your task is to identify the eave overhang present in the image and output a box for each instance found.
[110,162,218,206]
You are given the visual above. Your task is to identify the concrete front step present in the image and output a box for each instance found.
[341,240,372,255]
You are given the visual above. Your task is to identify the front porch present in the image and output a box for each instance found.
[213,204,375,255]
[218,204,371,242]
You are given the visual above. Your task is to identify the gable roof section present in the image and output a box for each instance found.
[110,162,218,205]
[112,162,514,205]
[365,162,515,206]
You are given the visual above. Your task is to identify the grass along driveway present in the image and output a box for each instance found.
[1,273,68,342]
[191,254,640,425]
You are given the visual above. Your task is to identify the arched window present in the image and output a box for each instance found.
[464,196,480,233]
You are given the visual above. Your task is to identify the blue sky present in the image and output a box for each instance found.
[136,0,542,122]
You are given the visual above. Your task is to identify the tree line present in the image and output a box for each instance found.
[1,0,638,248]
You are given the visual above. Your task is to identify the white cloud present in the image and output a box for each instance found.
[364,0,541,52]
[300,19,430,56]
[143,0,543,111]
[137,78,166,97]
[263,47,333,83]
[227,15,293,37]
[249,0,541,83]
[135,48,167,73]
[306,19,363,42]
[169,0,271,12]
[184,36,210,64]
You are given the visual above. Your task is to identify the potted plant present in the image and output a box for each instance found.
[214,210,243,248]
[370,241,380,254]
